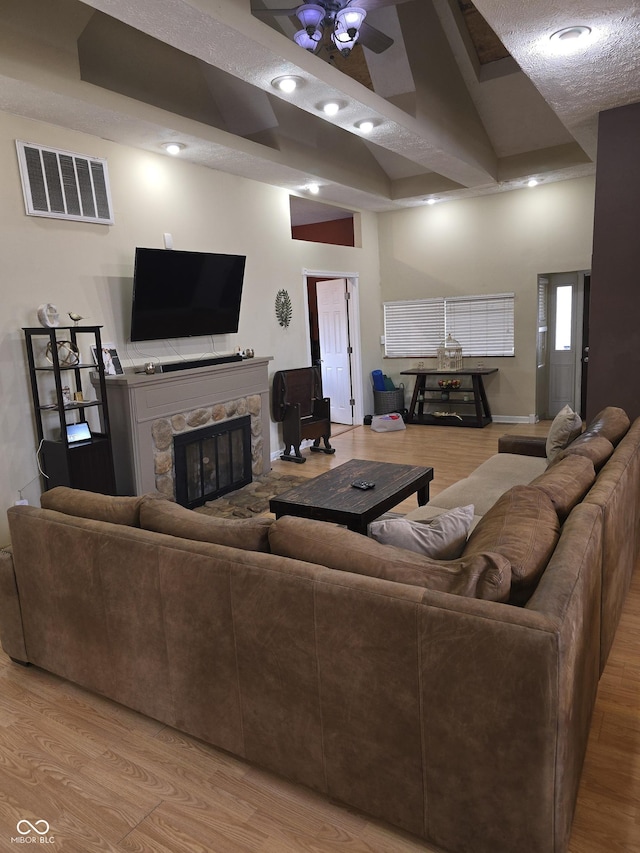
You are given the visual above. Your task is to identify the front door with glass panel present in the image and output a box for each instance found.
[547,272,583,417]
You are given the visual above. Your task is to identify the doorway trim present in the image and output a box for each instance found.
[302,268,364,427]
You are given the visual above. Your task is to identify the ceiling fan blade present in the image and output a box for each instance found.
[251,6,299,17]
[358,21,394,53]
[355,0,413,10]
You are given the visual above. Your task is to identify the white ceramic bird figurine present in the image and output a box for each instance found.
[68,312,84,325]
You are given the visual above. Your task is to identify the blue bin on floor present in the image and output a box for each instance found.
[371,369,386,391]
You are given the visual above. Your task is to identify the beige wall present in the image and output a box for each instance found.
[377,177,596,419]
[0,110,382,544]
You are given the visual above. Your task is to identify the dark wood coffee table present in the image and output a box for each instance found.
[269,458,434,535]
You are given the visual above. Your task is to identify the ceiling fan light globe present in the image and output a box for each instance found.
[335,6,366,30]
[295,4,325,30]
[294,28,321,50]
[333,27,351,43]
[331,29,358,52]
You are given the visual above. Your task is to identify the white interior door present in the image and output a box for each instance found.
[316,278,353,424]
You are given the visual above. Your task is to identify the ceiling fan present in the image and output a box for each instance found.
[251,0,410,57]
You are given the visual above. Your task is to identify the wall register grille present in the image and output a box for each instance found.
[16,140,114,225]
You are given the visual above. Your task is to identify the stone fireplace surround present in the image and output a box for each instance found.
[102,357,272,498]
[153,399,260,500]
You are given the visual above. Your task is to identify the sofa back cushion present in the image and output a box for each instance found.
[584,406,630,445]
[546,405,583,463]
[553,434,614,471]
[529,455,596,522]
[139,496,273,552]
[463,485,560,605]
[269,516,511,602]
[40,486,144,526]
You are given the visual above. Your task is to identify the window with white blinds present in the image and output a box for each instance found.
[383,292,514,358]
[446,293,514,357]
[383,299,445,357]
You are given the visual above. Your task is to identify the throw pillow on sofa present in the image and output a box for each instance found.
[463,485,560,605]
[139,496,273,552]
[269,515,511,602]
[40,486,144,526]
[369,505,474,559]
[546,404,583,463]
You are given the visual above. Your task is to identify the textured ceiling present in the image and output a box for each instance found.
[0,0,639,213]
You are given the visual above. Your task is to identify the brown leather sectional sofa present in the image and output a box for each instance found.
[1,407,639,853]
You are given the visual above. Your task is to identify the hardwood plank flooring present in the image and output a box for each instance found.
[1,422,639,851]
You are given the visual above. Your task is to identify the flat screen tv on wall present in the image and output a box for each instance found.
[130,247,246,342]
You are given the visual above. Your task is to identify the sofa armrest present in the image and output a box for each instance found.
[0,546,28,664]
[498,434,547,457]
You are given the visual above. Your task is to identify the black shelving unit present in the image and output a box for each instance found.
[23,325,116,493]
[400,368,499,428]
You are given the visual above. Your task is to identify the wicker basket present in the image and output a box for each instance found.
[373,386,405,415]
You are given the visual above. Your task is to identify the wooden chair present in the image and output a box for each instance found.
[272,366,335,463]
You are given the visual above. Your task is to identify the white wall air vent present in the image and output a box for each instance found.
[15,140,114,225]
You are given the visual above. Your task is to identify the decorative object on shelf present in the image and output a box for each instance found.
[90,343,124,375]
[275,289,292,328]
[437,333,463,371]
[437,379,461,390]
[144,362,156,375]
[45,339,80,367]
[37,303,60,328]
[244,348,255,358]
[433,411,463,420]
[61,386,72,407]
[68,311,85,325]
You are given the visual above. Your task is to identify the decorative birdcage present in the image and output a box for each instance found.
[437,333,463,371]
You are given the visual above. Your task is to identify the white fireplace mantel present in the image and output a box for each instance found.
[102,357,272,496]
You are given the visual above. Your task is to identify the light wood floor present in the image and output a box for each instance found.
[1,422,639,851]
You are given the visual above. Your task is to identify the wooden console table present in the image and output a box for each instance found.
[401,368,498,428]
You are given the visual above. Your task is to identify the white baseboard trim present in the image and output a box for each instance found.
[491,415,539,424]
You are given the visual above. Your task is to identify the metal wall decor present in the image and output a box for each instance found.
[275,289,292,327]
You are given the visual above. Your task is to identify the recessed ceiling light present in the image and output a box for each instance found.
[163,142,185,156]
[549,25,593,52]
[426,197,439,205]
[271,75,303,94]
[307,183,320,195]
[321,101,342,116]
[527,178,539,188]
[355,119,375,134]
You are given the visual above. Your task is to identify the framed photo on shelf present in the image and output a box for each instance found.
[90,343,124,375]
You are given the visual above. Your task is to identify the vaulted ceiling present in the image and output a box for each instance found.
[1,0,639,212]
